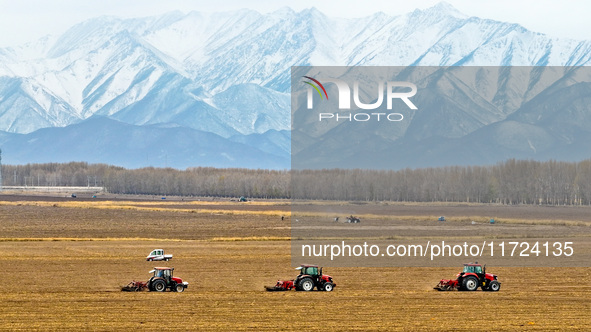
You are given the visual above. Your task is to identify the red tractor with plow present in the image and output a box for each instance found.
[266,264,336,292]
[434,263,501,291]
[122,267,188,292]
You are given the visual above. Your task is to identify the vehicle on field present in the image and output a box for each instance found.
[147,267,188,292]
[346,215,361,223]
[146,249,173,261]
[122,267,188,292]
[265,264,336,292]
[434,263,500,291]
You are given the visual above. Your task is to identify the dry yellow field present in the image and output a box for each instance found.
[0,196,590,331]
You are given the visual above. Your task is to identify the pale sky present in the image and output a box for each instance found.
[0,0,589,47]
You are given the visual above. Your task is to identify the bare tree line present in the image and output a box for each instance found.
[292,159,591,205]
[1,162,290,198]
[2,159,591,204]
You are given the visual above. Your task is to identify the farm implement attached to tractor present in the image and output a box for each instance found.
[121,280,148,292]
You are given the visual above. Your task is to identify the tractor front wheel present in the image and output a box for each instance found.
[153,280,167,292]
[462,276,479,291]
[488,280,500,292]
[298,278,315,291]
[323,282,334,292]
[174,283,185,292]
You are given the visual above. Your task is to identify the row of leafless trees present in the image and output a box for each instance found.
[1,162,290,198]
[2,159,591,204]
[292,159,591,205]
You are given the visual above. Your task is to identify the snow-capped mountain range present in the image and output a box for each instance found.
[1,2,590,168]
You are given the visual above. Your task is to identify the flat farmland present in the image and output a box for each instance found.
[0,196,590,331]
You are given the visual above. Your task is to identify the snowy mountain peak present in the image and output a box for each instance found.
[0,6,590,138]
[427,1,467,18]
[270,6,296,17]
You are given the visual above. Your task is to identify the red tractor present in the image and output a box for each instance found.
[265,264,336,292]
[434,263,501,291]
[147,267,189,292]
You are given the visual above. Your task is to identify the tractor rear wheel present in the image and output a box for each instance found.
[153,280,167,292]
[488,280,500,292]
[323,282,334,292]
[174,283,185,292]
[298,278,315,291]
[462,276,478,291]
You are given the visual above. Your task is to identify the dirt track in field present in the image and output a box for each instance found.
[0,195,590,330]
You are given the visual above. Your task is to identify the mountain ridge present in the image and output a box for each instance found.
[1,3,590,169]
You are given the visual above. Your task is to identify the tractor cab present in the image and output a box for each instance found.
[297,265,320,276]
[462,264,483,274]
[460,263,486,281]
[150,267,172,279]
